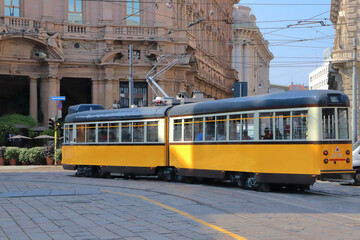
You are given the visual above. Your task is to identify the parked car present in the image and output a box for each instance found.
[352,140,360,184]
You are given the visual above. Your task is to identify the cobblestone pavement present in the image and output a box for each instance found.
[0,166,360,240]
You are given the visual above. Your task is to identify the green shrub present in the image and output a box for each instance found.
[0,125,19,146]
[18,148,31,164]
[42,143,54,158]
[40,129,55,136]
[4,147,20,161]
[0,114,37,127]
[55,149,62,162]
[0,146,6,158]
[0,114,37,146]
[28,147,44,164]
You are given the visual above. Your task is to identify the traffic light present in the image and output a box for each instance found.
[48,118,54,130]
[56,121,61,129]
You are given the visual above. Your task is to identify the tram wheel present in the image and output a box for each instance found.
[256,183,270,192]
[354,171,360,185]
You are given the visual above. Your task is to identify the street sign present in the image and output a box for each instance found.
[58,110,62,119]
[51,96,66,101]
[58,101,63,110]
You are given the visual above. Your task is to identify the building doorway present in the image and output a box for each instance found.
[60,78,92,117]
[0,75,29,116]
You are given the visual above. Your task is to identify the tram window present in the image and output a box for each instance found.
[338,108,349,139]
[229,114,241,140]
[109,123,120,142]
[133,122,145,142]
[259,113,274,140]
[275,112,291,140]
[76,124,86,143]
[216,116,226,141]
[98,123,109,142]
[322,108,335,139]
[65,125,73,143]
[184,119,193,141]
[194,118,203,141]
[173,120,182,141]
[86,124,96,143]
[121,122,132,142]
[205,117,215,140]
[242,113,254,140]
[293,111,308,140]
[147,121,158,142]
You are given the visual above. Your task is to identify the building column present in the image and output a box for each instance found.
[48,77,58,119]
[105,79,114,109]
[243,44,249,83]
[112,79,119,103]
[98,80,105,107]
[236,43,243,82]
[40,77,59,125]
[29,77,38,122]
[92,79,100,105]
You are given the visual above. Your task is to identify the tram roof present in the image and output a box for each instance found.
[169,90,349,117]
[65,106,171,123]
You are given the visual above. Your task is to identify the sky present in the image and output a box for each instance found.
[236,0,334,86]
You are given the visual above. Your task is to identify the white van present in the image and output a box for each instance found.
[352,140,360,184]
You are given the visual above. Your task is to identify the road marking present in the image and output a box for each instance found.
[102,190,247,240]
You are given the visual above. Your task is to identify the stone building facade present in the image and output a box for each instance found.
[232,5,273,96]
[0,0,239,125]
[330,0,360,136]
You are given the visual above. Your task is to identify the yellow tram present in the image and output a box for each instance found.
[62,90,355,191]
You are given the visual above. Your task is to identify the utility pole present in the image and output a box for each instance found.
[54,116,57,166]
[353,37,358,143]
[129,45,134,107]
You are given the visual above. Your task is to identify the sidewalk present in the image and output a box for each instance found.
[0,165,71,173]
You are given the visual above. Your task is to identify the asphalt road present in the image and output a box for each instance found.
[0,166,359,240]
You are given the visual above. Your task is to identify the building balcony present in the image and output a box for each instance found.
[332,49,354,63]
[1,16,164,41]
[1,16,41,32]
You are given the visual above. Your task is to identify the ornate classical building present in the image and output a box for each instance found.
[330,0,360,135]
[232,5,273,96]
[0,0,239,125]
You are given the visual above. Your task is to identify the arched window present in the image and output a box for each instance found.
[126,0,140,25]
[4,0,19,17]
[68,0,82,24]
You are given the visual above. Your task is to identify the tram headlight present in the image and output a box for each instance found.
[346,158,351,163]
[324,158,329,164]
[323,150,328,156]
[346,150,350,155]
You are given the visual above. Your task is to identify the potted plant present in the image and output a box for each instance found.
[55,149,62,165]
[42,144,54,165]
[0,146,6,165]
[4,147,20,165]
[29,147,44,165]
[18,148,30,165]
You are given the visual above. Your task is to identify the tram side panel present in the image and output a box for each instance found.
[62,119,167,175]
[169,143,353,182]
[169,143,317,181]
[63,145,166,168]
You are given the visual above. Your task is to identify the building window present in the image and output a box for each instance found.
[4,0,19,17]
[126,0,140,25]
[68,0,82,24]
[119,82,148,108]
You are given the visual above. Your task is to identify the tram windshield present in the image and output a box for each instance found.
[322,108,349,140]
